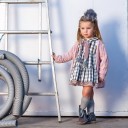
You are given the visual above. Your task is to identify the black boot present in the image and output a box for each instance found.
[78,105,88,125]
[88,112,96,122]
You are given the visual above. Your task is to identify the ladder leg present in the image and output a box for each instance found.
[38,2,42,81]
[45,0,62,122]
[52,63,62,122]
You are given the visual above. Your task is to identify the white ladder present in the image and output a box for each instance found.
[0,0,61,122]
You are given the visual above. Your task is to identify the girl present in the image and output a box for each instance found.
[52,9,108,125]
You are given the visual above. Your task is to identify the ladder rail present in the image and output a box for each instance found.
[5,3,8,50]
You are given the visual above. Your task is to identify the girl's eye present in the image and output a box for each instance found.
[80,27,91,30]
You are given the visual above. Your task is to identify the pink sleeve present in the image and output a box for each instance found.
[99,41,109,80]
[54,43,77,63]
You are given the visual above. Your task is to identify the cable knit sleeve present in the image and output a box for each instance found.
[54,43,78,63]
[99,41,109,80]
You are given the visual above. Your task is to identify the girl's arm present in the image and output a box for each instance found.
[99,41,109,81]
[52,43,77,63]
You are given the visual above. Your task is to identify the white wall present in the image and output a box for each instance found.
[0,0,127,116]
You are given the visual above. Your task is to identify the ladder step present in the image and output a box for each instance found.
[0,92,8,96]
[0,0,45,4]
[0,92,56,96]
[24,61,51,65]
[0,30,49,34]
[28,92,56,96]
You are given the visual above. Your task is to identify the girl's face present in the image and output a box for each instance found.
[79,21,94,39]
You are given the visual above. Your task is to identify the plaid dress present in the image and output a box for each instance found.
[69,38,98,86]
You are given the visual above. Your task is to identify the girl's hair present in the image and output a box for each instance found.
[77,9,102,42]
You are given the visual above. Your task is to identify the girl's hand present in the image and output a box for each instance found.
[52,52,56,60]
[99,77,104,83]
[97,77,105,88]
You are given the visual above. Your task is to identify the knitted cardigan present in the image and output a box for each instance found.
[54,40,108,88]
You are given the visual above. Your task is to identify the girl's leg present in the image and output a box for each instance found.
[82,86,93,97]
[81,86,93,109]
[87,89,96,122]
[79,86,93,124]
[87,89,94,114]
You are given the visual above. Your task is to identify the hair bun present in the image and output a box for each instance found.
[84,9,97,21]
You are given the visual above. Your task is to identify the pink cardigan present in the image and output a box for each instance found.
[54,40,108,87]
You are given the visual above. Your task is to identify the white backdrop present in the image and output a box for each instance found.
[0,0,127,116]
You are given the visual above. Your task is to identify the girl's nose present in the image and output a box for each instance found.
[85,29,87,33]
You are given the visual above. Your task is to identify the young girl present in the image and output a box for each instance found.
[52,9,108,124]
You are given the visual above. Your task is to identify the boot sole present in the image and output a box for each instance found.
[77,120,90,125]
[88,120,96,124]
